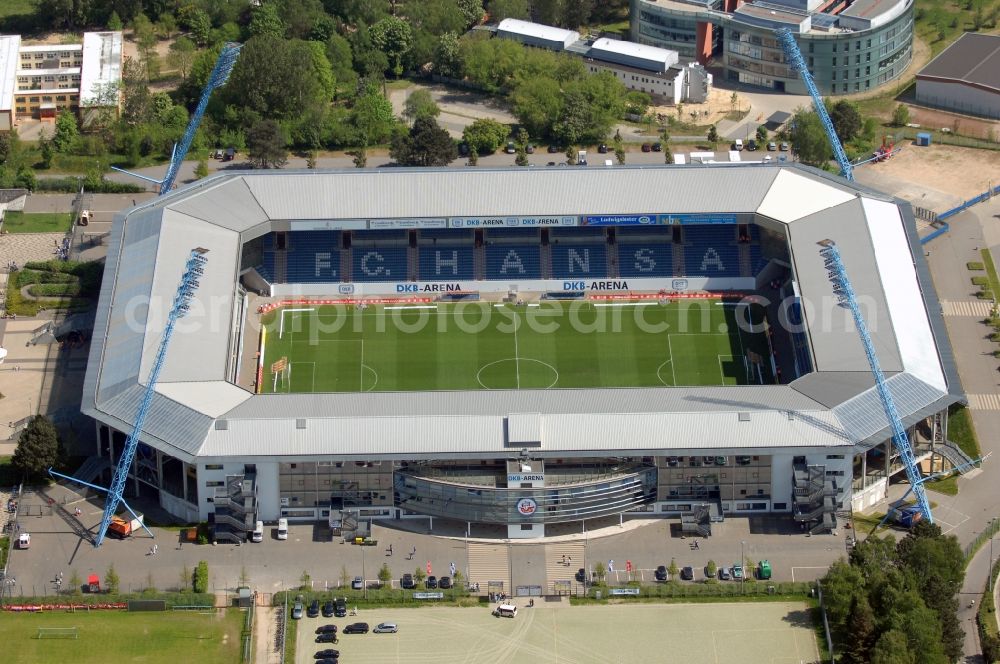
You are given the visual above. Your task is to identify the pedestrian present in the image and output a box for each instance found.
[153,544,158,554]
[388,544,393,556]
[561,554,566,565]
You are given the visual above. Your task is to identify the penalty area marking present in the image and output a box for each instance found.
[476,357,559,389]
[592,302,657,307]
[383,305,438,310]
[361,364,379,392]
[279,307,315,339]
[655,359,673,386]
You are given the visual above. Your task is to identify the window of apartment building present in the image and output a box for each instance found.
[70,95,78,101]
[832,57,837,66]
[205,464,223,470]
[854,82,860,91]
[856,40,861,49]
[866,52,871,62]
[808,42,813,53]
[34,54,43,59]
[206,481,224,487]
[16,107,26,113]
[808,56,814,67]
[867,39,872,47]
[855,54,860,64]
[43,76,54,82]
[865,66,870,75]
[56,95,66,101]
[29,97,39,102]
[854,68,860,78]
[865,80,870,89]
[831,71,837,80]
[832,43,837,52]
[42,96,52,102]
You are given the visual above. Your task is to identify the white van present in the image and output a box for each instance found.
[734,138,744,151]
[277,518,288,540]
[493,604,517,618]
[252,521,264,543]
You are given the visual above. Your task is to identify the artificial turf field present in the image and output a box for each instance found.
[259,299,774,394]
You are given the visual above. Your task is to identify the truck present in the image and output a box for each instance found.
[756,560,772,581]
[107,512,144,539]
[889,504,924,528]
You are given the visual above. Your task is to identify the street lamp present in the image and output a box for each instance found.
[740,540,746,594]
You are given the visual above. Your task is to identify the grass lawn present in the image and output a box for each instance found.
[0,609,243,664]
[0,0,32,19]
[0,212,73,234]
[925,473,959,496]
[915,0,1000,55]
[948,404,981,459]
[260,300,773,393]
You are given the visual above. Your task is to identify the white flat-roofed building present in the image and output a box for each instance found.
[0,31,121,128]
[589,37,679,73]
[496,18,580,51]
[0,36,19,130]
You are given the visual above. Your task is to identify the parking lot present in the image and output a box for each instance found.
[293,602,821,664]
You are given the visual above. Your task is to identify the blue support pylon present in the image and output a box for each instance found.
[112,43,242,194]
[819,240,932,523]
[84,249,209,546]
[776,29,854,181]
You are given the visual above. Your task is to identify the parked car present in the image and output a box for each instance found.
[316,659,339,664]
[526,144,535,154]
[767,141,777,151]
[223,147,235,161]
[505,142,516,154]
[680,566,694,581]
[291,602,304,620]
[343,623,369,634]
[654,565,669,582]
[747,139,758,151]
[597,143,609,153]
[314,649,339,659]
[438,576,452,589]
[652,142,662,152]
[666,456,679,466]
[315,624,338,634]
[457,142,470,157]
[374,622,398,633]
[702,456,715,465]
[321,600,335,618]
[718,567,732,581]
[547,144,560,153]
[641,143,652,152]
[736,456,752,465]
[351,576,364,590]
[575,568,587,583]
[400,574,416,589]
[334,598,347,618]
[425,575,438,589]
[715,456,727,465]
[779,142,789,151]
[546,161,556,166]
[315,633,337,643]
[307,599,320,618]
[731,564,744,580]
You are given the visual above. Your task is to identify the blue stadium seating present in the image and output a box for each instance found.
[485,244,540,280]
[487,228,540,242]
[683,226,739,275]
[352,229,407,242]
[420,229,473,241]
[550,243,607,279]
[551,227,605,240]
[749,244,767,274]
[419,246,475,280]
[285,231,341,282]
[259,251,275,281]
[618,243,673,277]
[352,247,408,282]
[616,227,671,239]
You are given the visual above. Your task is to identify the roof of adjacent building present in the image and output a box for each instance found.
[917,33,1000,94]
[18,43,82,53]
[588,37,678,69]
[0,35,21,112]
[496,18,579,45]
[79,31,122,106]
[82,165,961,462]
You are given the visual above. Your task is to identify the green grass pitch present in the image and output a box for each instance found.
[259,300,773,393]
[0,610,244,664]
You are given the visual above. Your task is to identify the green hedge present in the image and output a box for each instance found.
[34,177,144,194]
[274,586,474,608]
[0,535,9,569]
[3,591,213,607]
[977,560,1000,663]
[969,262,985,271]
[28,282,81,297]
[580,580,813,601]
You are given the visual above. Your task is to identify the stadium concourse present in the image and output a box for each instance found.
[79,164,962,544]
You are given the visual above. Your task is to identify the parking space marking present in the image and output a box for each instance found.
[789,566,828,582]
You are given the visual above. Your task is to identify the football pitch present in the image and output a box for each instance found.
[259,300,773,394]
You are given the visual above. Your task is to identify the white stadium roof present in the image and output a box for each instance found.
[82,165,961,462]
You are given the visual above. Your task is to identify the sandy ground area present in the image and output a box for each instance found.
[855,143,1000,208]
[908,106,999,141]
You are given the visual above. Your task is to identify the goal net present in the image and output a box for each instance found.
[37,627,78,639]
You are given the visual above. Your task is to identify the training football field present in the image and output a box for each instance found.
[259,300,773,394]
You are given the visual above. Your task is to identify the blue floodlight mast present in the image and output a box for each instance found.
[111,43,241,194]
[90,249,209,546]
[775,29,854,181]
[819,241,932,523]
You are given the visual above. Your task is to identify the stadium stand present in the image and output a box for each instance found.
[419,246,475,280]
[419,229,474,241]
[352,229,407,244]
[283,231,342,282]
[485,244,541,279]
[487,228,541,242]
[618,243,673,277]
[550,243,608,279]
[683,226,739,275]
[259,234,275,281]
[353,247,409,281]
[551,227,606,241]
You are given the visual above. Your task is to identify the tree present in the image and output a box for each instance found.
[403,89,440,123]
[107,10,123,30]
[249,2,286,38]
[458,0,485,26]
[39,133,54,170]
[706,124,719,146]
[53,111,79,153]
[370,16,412,77]
[348,146,368,168]
[12,415,61,477]
[462,118,510,156]
[0,132,10,164]
[487,0,530,21]
[325,34,357,97]
[432,32,463,78]
[565,144,577,165]
[840,595,877,664]
[248,120,288,169]
[414,566,426,584]
[790,110,831,167]
[871,630,915,664]
[69,570,82,596]
[180,7,212,46]
[306,152,317,169]
[158,13,177,39]
[167,37,196,78]
[830,100,863,142]
[730,91,738,112]
[105,564,120,594]
[133,14,158,80]
[613,135,625,164]
[563,0,595,28]
[194,561,209,593]
[663,143,672,164]
[756,125,768,142]
[194,159,209,180]
[511,76,564,138]
[391,116,457,166]
[515,145,529,166]
[593,561,606,584]
[892,104,910,127]
[299,570,312,590]
[378,563,392,585]
[179,564,191,592]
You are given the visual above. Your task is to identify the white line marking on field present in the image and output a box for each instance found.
[383,305,437,310]
[359,339,364,392]
[279,307,315,339]
[667,335,678,385]
[592,302,657,307]
[513,312,521,389]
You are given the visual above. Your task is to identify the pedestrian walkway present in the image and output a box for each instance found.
[966,394,1000,411]
[941,300,992,317]
[0,233,68,269]
[544,542,585,593]
[467,542,509,593]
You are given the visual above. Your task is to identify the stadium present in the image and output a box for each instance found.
[81,164,962,542]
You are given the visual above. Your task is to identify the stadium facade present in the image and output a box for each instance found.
[81,164,962,541]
